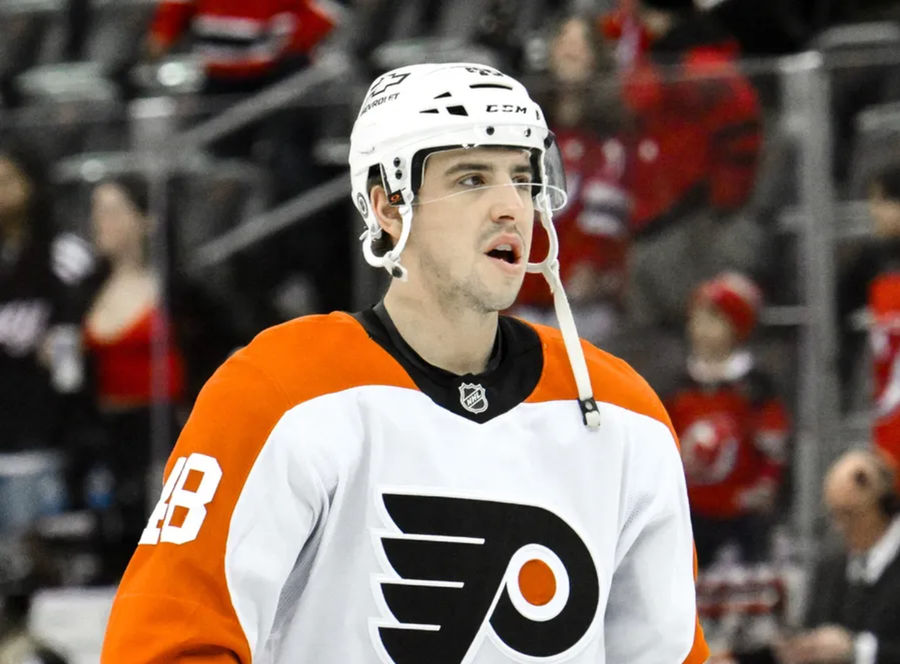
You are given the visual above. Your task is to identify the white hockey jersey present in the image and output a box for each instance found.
[102,306,708,663]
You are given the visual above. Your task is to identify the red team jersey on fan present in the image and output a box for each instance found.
[612,18,761,236]
[870,272,900,469]
[517,128,630,308]
[150,0,335,79]
[666,358,790,519]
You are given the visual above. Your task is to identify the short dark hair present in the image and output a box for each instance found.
[366,165,395,257]
[872,163,900,202]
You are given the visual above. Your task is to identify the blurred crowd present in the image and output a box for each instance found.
[2,0,900,661]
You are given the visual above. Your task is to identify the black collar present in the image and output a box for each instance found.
[354,302,543,423]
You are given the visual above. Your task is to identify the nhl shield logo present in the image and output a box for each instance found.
[459,382,488,414]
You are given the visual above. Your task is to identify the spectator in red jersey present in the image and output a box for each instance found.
[145,0,338,200]
[145,0,336,95]
[839,163,900,485]
[604,0,765,330]
[144,0,342,317]
[665,272,790,567]
[84,178,186,414]
[513,13,631,344]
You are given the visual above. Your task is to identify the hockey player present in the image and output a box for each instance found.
[665,272,790,567]
[102,63,708,663]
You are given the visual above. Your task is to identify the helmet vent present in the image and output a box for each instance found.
[470,83,513,90]
[420,108,439,114]
[434,91,452,99]
[446,105,468,116]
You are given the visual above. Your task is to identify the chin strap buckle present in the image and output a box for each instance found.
[579,397,601,429]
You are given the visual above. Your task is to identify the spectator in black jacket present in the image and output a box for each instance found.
[778,449,900,664]
[0,143,94,453]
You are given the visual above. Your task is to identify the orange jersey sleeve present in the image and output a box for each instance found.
[102,355,287,663]
[102,314,413,662]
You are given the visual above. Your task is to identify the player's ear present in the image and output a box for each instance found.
[370,185,403,244]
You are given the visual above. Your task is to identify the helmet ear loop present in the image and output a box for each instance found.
[359,177,412,280]
[360,197,386,269]
[382,203,413,281]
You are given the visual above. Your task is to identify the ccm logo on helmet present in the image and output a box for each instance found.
[371,493,601,663]
[486,104,528,114]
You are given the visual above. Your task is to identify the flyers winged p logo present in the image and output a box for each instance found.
[370,493,601,663]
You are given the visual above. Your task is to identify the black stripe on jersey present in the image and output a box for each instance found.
[353,302,543,424]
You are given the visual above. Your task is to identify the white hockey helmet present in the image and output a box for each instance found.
[349,62,600,430]
[349,62,566,280]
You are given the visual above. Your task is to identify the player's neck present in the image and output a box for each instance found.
[383,287,498,376]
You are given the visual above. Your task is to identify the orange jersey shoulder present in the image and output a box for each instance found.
[525,321,678,443]
[237,311,417,404]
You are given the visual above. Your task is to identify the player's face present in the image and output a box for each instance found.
[688,304,736,360]
[406,147,535,313]
[91,183,146,259]
[0,157,31,224]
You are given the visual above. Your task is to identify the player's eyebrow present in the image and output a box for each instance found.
[443,161,533,177]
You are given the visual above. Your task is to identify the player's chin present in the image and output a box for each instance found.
[488,280,526,312]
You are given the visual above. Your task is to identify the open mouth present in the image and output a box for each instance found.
[484,236,523,266]
[486,245,518,264]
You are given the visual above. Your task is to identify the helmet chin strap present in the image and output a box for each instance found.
[530,194,601,430]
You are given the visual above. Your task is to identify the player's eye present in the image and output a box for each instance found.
[458,174,487,187]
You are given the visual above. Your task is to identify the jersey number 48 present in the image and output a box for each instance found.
[139,453,223,545]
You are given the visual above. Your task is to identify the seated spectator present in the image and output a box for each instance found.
[0,143,94,454]
[144,0,336,95]
[777,448,900,664]
[81,178,186,577]
[603,0,765,330]
[514,13,630,344]
[665,272,790,567]
[144,0,338,204]
[838,163,900,478]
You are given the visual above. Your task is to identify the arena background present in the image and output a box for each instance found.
[2,0,900,661]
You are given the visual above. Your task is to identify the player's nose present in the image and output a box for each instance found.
[489,181,529,223]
